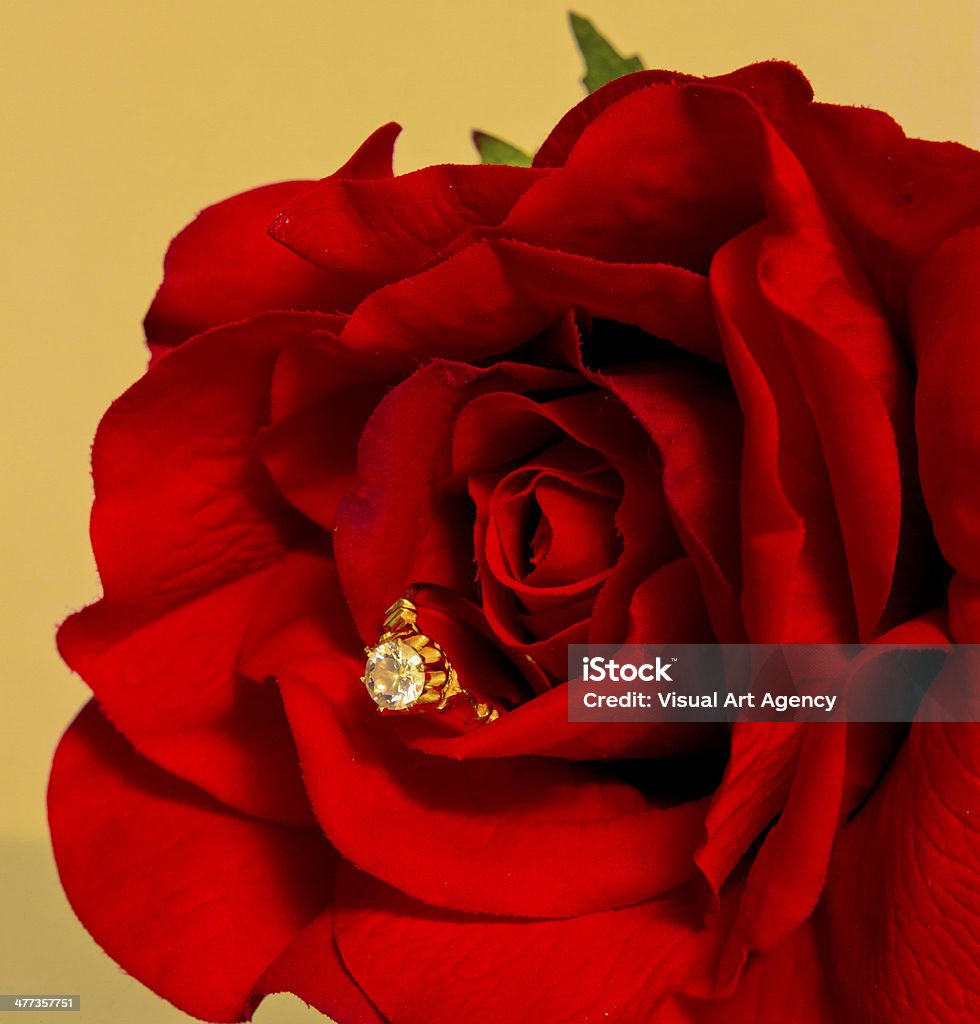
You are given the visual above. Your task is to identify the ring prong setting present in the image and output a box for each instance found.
[362,595,500,725]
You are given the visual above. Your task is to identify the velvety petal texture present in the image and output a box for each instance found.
[822,723,980,1023]
[49,704,332,1023]
[145,123,403,356]
[286,665,710,917]
[332,863,729,1024]
[58,312,339,823]
[271,163,548,281]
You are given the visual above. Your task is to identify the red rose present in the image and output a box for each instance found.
[50,62,980,1023]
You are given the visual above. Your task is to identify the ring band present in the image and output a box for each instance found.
[361,594,498,725]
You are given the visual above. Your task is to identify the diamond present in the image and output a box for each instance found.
[363,640,426,710]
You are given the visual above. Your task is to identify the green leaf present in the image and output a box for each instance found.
[472,130,533,167]
[569,12,644,93]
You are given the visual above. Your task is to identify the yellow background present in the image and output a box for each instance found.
[2,2,976,1022]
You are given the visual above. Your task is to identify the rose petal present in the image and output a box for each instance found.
[485,464,618,585]
[713,724,846,986]
[712,225,854,642]
[911,227,980,580]
[238,547,360,685]
[338,238,722,366]
[59,567,313,825]
[271,163,547,282]
[143,182,328,356]
[144,123,401,355]
[333,863,729,1024]
[259,326,393,528]
[412,678,722,763]
[532,62,812,169]
[48,703,332,1023]
[839,613,951,815]
[60,313,329,821]
[782,103,980,324]
[821,721,980,1022]
[710,94,916,641]
[672,921,834,1023]
[533,59,980,326]
[695,722,802,897]
[249,909,384,1024]
[87,313,322,606]
[569,343,744,643]
[625,557,716,644]
[330,121,403,179]
[277,658,709,917]
[950,574,980,644]
[506,82,765,272]
[754,118,912,639]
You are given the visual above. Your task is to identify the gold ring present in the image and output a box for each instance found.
[361,594,498,725]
